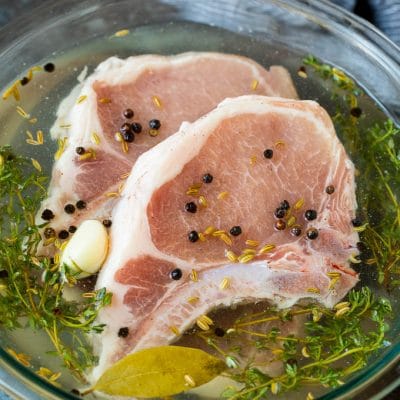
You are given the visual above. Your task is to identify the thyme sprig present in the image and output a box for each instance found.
[217,287,391,399]
[303,55,362,97]
[303,56,400,288]
[355,120,400,286]
[0,146,112,380]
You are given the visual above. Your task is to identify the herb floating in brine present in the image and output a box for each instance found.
[302,55,360,95]
[0,146,112,378]
[354,120,400,286]
[211,287,392,399]
[83,346,227,397]
[303,55,400,288]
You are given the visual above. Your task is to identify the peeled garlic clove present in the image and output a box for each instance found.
[61,220,109,278]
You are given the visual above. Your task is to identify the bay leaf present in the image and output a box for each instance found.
[94,345,227,398]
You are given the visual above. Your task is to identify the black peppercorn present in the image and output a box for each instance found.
[202,173,213,184]
[120,122,131,133]
[44,227,56,238]
[76,200,87,209]
[350,107,362,118]
[75,146,85,155]
[229,226,242,236]
[326,185,335,194]
[131,122,142,133]
[185,202,197,213]
[304,209,317,221]
[41,209,55,221]
[64,204,75,214]
[68,225,77,233]
[297,66,307,78]
[290,226,302,236]
[71,389,81,396]
[286,358,298,367]
[58,230,69,239]
[170,268,183,280]
[306,228,319,240]
[123,108,134,119]
[263,148,273,159]
[351,217,362,227]
[102,219,112,228]
[274,219,286,230]
[20,77,29,86]
[214,327,225,337]
[122,130,135,143]
[356,241,367,252]
[44,62,55,72]
[0,270,9,279]
[280,200,290,210]
[149,119,161,130]
[188,230,199,242]
[52,307,62,315]
[274,207,286,219]
[118,327,129,338]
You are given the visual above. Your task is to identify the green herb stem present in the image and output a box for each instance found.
[0,147,112,380]
[235,309,312,328]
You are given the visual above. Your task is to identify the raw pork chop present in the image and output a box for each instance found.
[91,95,359,380]
[38,52,297,248]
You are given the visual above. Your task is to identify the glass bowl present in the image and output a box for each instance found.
[0,0,399,399]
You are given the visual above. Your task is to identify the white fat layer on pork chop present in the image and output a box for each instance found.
[90,95,359,382]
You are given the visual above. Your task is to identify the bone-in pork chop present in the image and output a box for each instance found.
[38,53,297,246]
[91,95,359,381]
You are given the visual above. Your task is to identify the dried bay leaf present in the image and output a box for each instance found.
[94,345,227,397]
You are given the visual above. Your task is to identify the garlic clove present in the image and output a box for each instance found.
[61,220,109,278]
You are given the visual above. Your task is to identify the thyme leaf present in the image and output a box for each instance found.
[0,146,112,380]
[217,287,391,399]
[303,55,362,96]
[303,55,400,288]
[355,120,400,287]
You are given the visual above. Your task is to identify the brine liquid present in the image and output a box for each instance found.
[0,21,397,399]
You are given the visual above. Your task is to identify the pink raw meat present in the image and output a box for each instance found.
[38,52,297,248]
[91,95,359,381]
